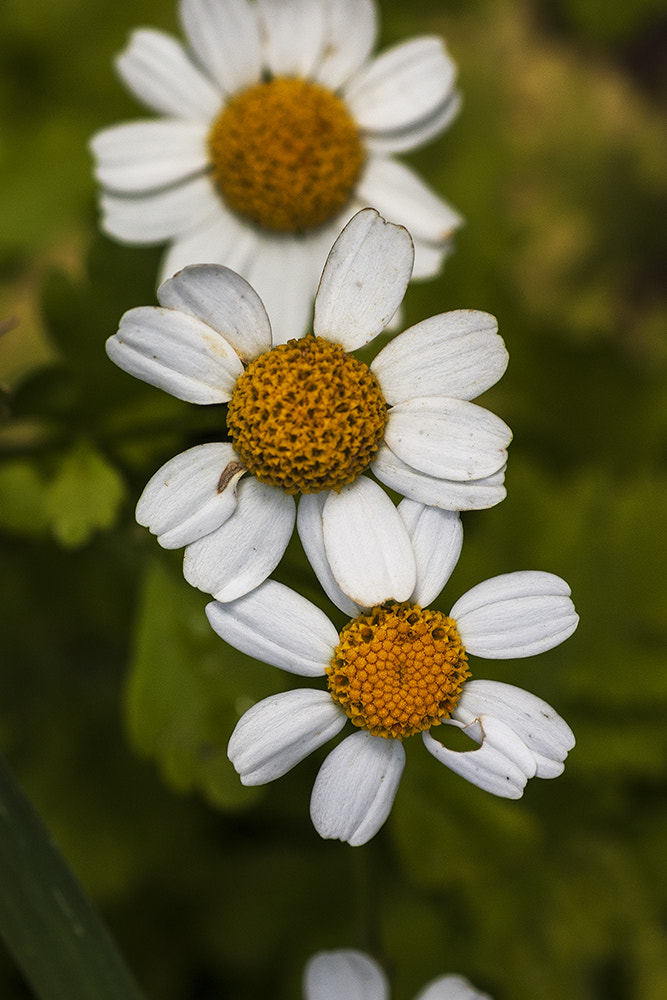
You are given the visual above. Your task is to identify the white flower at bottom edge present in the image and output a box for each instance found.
[106,209,511,605]
[89,0,463,343]
[206,490,578,846]
[304,949,492,1000]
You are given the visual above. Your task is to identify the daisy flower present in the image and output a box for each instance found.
[304,949,492,1000]
[106,210,511,604]
[89,0,463,342]
[206,486,578,846]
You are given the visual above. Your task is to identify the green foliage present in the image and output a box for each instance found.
[127,557,281,810]
[1,1,666,999]
[45,439,126,547]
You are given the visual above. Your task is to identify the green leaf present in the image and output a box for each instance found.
[44,439,125,547]
[0,459,50,536]
[126,558,283,810]
[0,750,146,1000]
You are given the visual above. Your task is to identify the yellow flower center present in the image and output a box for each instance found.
[327,602,470,739]
[207,77,365,233]
[226,336,387,494]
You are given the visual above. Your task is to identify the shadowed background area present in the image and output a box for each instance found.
[1,0,666,998]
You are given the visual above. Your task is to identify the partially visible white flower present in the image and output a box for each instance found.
[304,949,492,1000]
[107,210,511,604]
[90,0,463,342]
[207,489,578,846]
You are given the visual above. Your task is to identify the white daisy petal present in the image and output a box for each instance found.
[415,974,492,1000]
[321,477,416,608]
[157,263,272,362]
[107,306,244,403]
[397,499,462,607]
[228,689,346,785]
[345,37,456,134]
[314,0,378,90]
[530,753,566,779]
[358,157,462,244]
[179,0,263,94]
[158,208,259,284]
[183,478,295,602]
[206,578,337,675]
[372,444,507,511]
[384,397,512,481]
[411,238,453,281]
[90,120,209,194]
[256,0,327,78]
[310,731,405,846]
[297,493,363,618]
[99,175,220,244]
[115,28,222,118]
[453,680,575,776]
[423,715,536,798]
[450,571,579,658]
[371,311,508,405]
[136,443,243,548]
[304,950,389,1000]
[364,89,462,155]
[243,235,316,346]
[314,209,414,352]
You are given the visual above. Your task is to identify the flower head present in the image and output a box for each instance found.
[206,486,578,845]
[90,0,463,341]
[107,210,511,604]
[304,949,492,1000]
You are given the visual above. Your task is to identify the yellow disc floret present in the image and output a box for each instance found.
[327,602,470,739]
[226,336,387,494]
[208,77,365,233]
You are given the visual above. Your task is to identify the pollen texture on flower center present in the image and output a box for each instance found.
[327,603,470,739]
[207,77,365,233]
[226,336,387,494]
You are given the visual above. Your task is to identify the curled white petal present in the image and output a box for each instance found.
[243,233,323,347]
[90,120,209,194]
[345,36,456,134]
[297,493,362,618]
[311,731,405,846]
[115,27,221,118]
[99,175,220,245]
[314,209,414,352]
[372,311,508,406]
[423,715,536,799]
[365,89,462,155]
[157,263,272,363]
[384,397,512,482]
[358,157,462,245]
[107,306,244,403]
[415,974,493,1000]
[228,689,346,785]
[398,499,462,607]
[206,579,337,676]
[372,444,507,511]
[183,479,295,602]
[256,0,327,78]
[314,0,377,89]
[322,477,416,608]
[304,949,389,1000]
[136,443,243,548]
[453,679,575,777]
[450,571,579,658]
[158,207,259,284]
[180,0,263,94]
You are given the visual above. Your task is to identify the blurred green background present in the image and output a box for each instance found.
[1,0,667,997]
